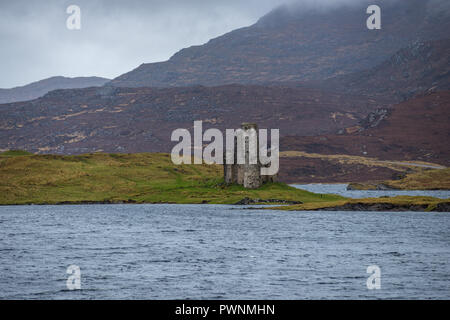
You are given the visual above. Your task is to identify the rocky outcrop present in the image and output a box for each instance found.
[436,202,450,212]
[358,109,390,131]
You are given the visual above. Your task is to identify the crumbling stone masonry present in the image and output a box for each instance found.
[223,123,277,189]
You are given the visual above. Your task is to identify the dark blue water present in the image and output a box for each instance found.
[292,184,450,199]
[0,204,449,299]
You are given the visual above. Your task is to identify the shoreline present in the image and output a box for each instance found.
[2,198,450,213]
[292,182,450,191]
[307,202,450,212]
[267,196,450,212]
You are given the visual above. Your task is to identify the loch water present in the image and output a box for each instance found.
[0,202,449,299]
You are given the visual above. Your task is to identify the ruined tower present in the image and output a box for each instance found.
[223,123,277,189]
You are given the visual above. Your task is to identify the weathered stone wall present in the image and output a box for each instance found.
[224,122,276,189]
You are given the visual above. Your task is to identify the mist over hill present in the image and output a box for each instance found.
[0,76,110,104]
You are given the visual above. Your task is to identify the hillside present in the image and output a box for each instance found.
[278,151,446,184]
[319,38,450,102]
[0,85,385,155]
[0,152,343,205]
[109,0,450,88]
[0,76,110,104]
[282,91,450,166]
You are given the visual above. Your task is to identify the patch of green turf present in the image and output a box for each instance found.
[347,168,450,191]
[385,168,450,190]
[1,150,33,156]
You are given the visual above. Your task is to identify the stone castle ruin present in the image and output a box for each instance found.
[223,123,277,189]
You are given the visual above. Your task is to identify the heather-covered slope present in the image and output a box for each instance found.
[319,38,450,102]
[109,0,450,88]
[0,85,383,154]
[0,76,110,104]
[282,91,450,165]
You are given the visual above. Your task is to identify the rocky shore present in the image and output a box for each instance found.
[234,197,302,205]
[316,202,450,212]
[268,196,450,212]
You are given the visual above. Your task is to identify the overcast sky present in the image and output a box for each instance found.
[0,0,300,88]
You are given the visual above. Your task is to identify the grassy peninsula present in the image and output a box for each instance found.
[347,168,450,191]
[0,152,343,205]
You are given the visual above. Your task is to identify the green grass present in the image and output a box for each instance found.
[1,150,33,156]
[347,168,450,190]
[0,152,344,205]
[385,168,450,190]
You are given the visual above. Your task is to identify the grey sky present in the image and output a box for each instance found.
[0,0,372,88]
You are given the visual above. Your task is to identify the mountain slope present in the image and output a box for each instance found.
[1,35,448,160]
[282,91,450,165]
[0,76,110,104]
[109,0,450,88]
[319,38,450,102]
[0,85,384,155]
